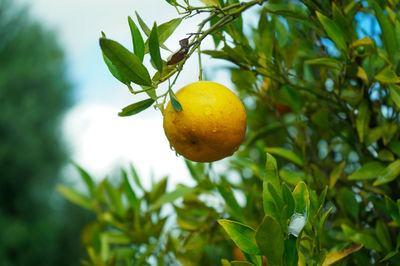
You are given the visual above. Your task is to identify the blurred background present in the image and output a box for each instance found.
[0,0,239,264]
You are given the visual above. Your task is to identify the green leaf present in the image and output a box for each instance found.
[255,215,284,265]
[389,85,400,109]
[376,220,391,251]
[371,2,397,61]
[341,224,382,251]
[329,161,345,188]
[337,188,359,221]
[118,98,155,117]
[348,161,385,181]
[200,0,220,7]
[218,185,245,222]
[305,58,343,70]
[356,100,370,143]
[122,170,138,209]
[104,179,125,218]
[148,177,168,204]
[378,149,395,162]
[374,66,400,84]
[373,159,400,186]
[263,153,281,220]
[149,22,163,73]
[135,11,151,36]
[128,16,145,62]
[288,182,309,237]
[57,185,93,211]
[157,18,182,45]
[282,183,295,220]
[385,196,400,224]
[284,235,298,266]
[389,141,400,157]
[144,18,182,53]
[265,147,303,167]
[231,262,254,266]
[221,259,232,266]
[72,162,95,196]
[218,219,260,255]
[169,89,182,111]
[130,163,144,191]
[316,11,347,51]
[99,38,151,86]
[102,54,129,84]
[150,186,195,211]
[380,251,399,263]
[322,245,363,266]
[279,169,305,186]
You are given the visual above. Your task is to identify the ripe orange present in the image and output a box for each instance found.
[163,81,246,162]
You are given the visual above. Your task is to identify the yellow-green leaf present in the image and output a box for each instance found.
[265,147,303,166]
[322,245,362,266]
[348,161,385,181]
[316,11,347,51]
[218,219,260,255]
[373,159,400,186]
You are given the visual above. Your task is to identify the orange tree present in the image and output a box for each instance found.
[59,0,400,265]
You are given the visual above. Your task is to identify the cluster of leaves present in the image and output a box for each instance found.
[63,0,400,265]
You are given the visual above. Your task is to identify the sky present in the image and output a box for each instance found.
[16,0,236,189]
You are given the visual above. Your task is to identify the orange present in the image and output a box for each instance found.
[163,81,246,162]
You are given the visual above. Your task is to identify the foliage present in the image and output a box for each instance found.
[0,0,92,264]
[63,0,400,264]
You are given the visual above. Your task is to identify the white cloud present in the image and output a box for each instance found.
[62,101,192,188]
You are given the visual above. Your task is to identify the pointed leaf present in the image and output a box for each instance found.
[104,180,125,218]
[99,38,151,86]
[282,183,295,220]
[102,54,129,84]
[158,18,182,45]
[337,188,359,221]
[72,162,95,196]
[375,66,400,84]
[305,57,343,70]
[284,235,298,266]
[135,11,151,36]
[57,185,93,211]
[255,215,284,265]
[329,161,345,188]
[376,220,391,251]
[200,0,220,7]
[169,89,182,111]
[389,85,400,109]
[385,195,400,224]
[118,98,155,117]
[356,100,370,143]
[130,164,144,191]
[218,219,260,255]
[341,224,382,251]
[150,186,195,211]
[279,169,305,186]
[322,245,362,266]
[348,161,385,181]
[218,185,245,222]
[122,169,138,209]
[316,11,347,51]
[265,147,303,166]
[373,159,400,186]
[263,153,281,219]
[128,16,145,62]
[371,2,397,61]
[149,22,163,73]
[288,182,309,237]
